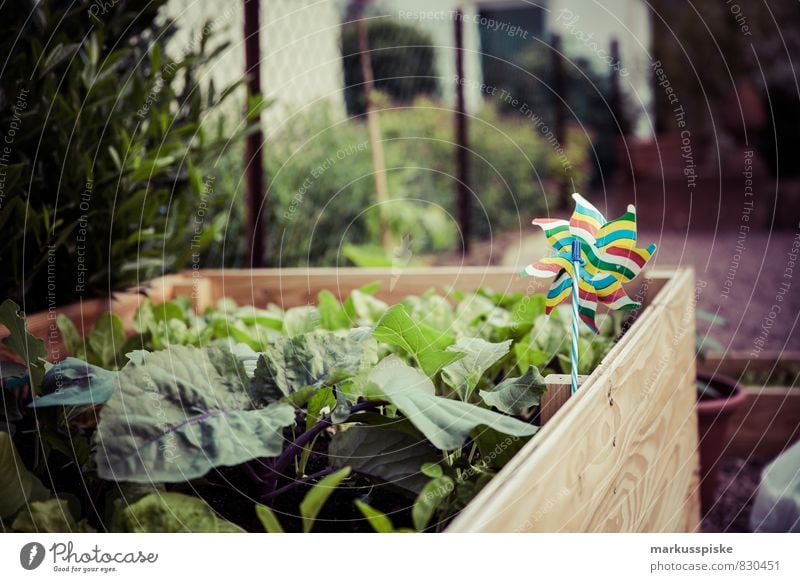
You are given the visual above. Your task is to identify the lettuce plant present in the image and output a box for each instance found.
[0,285,621,532]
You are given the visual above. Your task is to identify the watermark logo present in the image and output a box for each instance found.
[20,542,46,570]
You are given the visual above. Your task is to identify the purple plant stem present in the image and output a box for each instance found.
[259,467,337,502]
[272,400,387,475]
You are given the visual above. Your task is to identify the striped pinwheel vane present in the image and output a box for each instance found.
[521,193,656,394]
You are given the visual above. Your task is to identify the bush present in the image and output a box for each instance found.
[341,19,439,117]
[262,98,590,266]
[0,0,249,311]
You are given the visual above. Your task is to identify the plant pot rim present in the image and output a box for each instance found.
[697,370,748,414]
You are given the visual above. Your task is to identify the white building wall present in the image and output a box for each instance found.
[162,0,346,134]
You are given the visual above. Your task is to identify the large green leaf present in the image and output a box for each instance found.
[0,432,49,519]
[479,366,547,416]
[31,358,117,408]
[94,345,296,482]
[442,338,511,401]
[251,328,378,403]
[114,492,243,532]
[56,314,84,359]
[255,504,285,533]
[318,290,351,330]
[300,467,351,533]
[328,425,437,493]
[373,305,463,377]
[413,475,453,531]
[365,356,537,450]
[12,498,95,533]
[282,306,320,337]
[0,300,46,392]
[87,312,126,368]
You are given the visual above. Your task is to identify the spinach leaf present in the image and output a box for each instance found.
[30,358,117,408]
[328,425,437,493]
[373,305,463,377]
[479,366,547,415]
[442,338,511,401]
[251,328,378,403]
[365,356,537,450]
[94,345,296,482]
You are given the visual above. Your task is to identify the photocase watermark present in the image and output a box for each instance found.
[87,0,121,18]
[389,234,413,292]
[75,179,94,295]
[751,223,799,357]
[644,278,706,394]
[652,60,696,193]
[454,75,573,173]
[515,486,571,531]
[190,175,217,300]
[22,541,158,574]
[720,150,755,300]
[45,244,61,360]
[398,10,528,39]
[724,0,753,37]
[20,542,45,571]
[283,141,368,222]
[0,87,29,213]
[142,372,182,463]
[556,10,628,76]
[137,3,240,119]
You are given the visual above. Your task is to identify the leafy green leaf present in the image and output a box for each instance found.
[349,289,389,325]
[251,328,378,403]
[56,314,84,358]
[12,498,95,533]
[472,428,527,470]
[0,300,46,392]
[0,432,49,519]
[114,492,243,532]
[513,342,552,374]
[479,367,547,415]
[420,462,443,478]
[366,356,538,450]
[255,504,285,533]
[300,467,351,533]
[87,312,126,368]
[329,425,437,493]
[31,358,117,408]
[413,475,453,531]
[373,305,463,377]
[318,290,351,330]
[94,346,297,482]
[282,306,320,337]
[442,338,511,401]
[355,500,395,533]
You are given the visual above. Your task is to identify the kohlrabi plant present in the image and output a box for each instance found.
[0,285,621,532]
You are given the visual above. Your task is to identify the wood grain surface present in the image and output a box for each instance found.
[447,268,700,532]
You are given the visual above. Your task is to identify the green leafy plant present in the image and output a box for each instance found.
[0,0,253,311]
[1,284,622,532]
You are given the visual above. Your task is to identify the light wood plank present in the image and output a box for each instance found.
[446,268,699,532]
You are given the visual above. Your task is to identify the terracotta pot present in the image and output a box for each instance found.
[696,371,748,514]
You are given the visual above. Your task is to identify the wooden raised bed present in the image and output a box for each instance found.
[702,353,800,461]
[2,266,700,532]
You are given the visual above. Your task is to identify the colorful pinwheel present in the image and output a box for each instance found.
[521,193,656,393]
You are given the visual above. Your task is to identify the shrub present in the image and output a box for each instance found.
[0,0,248,311]
[262,98,590,266]
[341,19,439,116]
